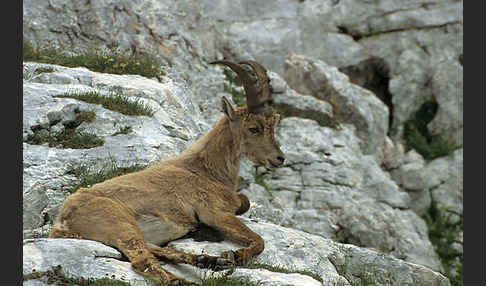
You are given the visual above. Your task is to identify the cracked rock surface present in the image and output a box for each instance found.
[23,218,450,286]
[22,62,207,239]
[23,0,462,285]
[239,116,440,271]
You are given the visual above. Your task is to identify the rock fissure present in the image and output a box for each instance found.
[351,20,462,41]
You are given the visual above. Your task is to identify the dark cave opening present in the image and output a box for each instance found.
[338,57,394,134]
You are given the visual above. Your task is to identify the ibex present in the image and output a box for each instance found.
[49,61,285,285]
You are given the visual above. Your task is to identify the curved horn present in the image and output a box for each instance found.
[239,61,273,114]
[210,60,262,113]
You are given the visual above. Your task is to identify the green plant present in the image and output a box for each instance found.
[358,272,378,286]
[23,41,166,81]
[112,126,133,136]
[423,200,463,286]
[27,129,103,149]
[222,69,246,107]
[403,100,460,161]
[252,167,272,196]
[65,158,147,194]
[199,273,262,286]
[26,110,104,149]
[199,261,323,286]
[56,91,155,117]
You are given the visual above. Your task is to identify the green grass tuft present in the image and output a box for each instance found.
[199,261,322,285]
[200,274,262,286]
[56,91,155,117]
[252,167,272,196]
[112,126,133,136]
[23,41,166,81]
[403,100,460,161]
[26,110,103,149]
[27,130,103,149]
[222,69,247,107]
[65,159,147,194]
[243,261,323,283]
[423,200,463,286]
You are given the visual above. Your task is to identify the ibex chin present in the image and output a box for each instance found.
[49,60,285,285]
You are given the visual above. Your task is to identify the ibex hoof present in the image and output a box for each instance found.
[195,254,233,271]
[220,250,237,264]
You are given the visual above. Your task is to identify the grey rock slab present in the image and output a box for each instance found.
[284,54,389,156]
[241,117,441,270]
[31,71,78,85]
[170,218,448,286]
[23,184,49,231]
[330,243,451,286]
[23,64,206,237]
[23,238,152,286]
[274,88,334,126]
[360,22,463,141]
[426,149,463,222]
[428,60,463,146]
[23,280,53,286]
[22,214,449,286]
[23,62,204,137]
[23,0,463,152]
[391,161,428,191]
[341,1,463,37]
[228,268,322,286]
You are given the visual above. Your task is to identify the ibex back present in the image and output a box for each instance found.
[50,60,285,286]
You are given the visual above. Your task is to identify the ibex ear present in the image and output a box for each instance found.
[221,96,236,121]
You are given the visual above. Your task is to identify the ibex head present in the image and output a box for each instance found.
[211,60,285,169]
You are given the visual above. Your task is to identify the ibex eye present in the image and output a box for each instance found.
[249,127,259,134]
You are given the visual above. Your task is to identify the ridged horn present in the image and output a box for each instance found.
[210,60,271,114]
[239,61,273,113]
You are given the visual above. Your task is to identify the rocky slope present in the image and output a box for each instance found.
[24,218,450,286]
[23,0,462,285]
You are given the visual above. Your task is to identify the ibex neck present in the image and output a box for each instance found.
[182,116,241,189]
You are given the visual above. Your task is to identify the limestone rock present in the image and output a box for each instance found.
[23,218,450,286]
[23,0,463,149]
[428,60,463,146]
[228,269,322,286]
[23,238,152,286]
[426,149,463,222]
[360,22,463,143]
[284,54,389,156]
[22,0,463,282]
[240,117,441,271]
[23,63,205,238]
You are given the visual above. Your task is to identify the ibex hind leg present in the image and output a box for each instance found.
[118,239,197,286]
[147,243,233,271]
[52,196,195,285]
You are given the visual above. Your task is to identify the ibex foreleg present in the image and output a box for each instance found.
[198,210,264,266]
